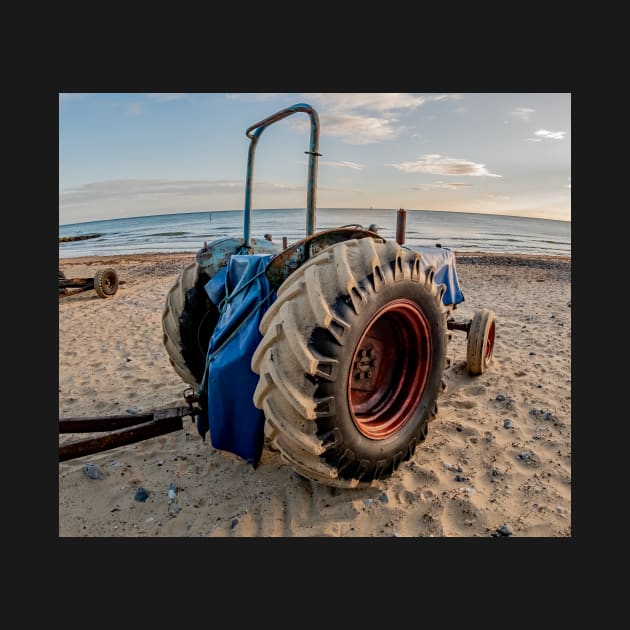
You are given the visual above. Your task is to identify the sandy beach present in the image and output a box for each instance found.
[58,250,571,537]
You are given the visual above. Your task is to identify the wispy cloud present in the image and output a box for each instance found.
[319,114,399,144]
[304,93,462,114]
[390,154,502,177]
[412,181,473,191]
[533,129,566,140]
[60,179,300,205]
[295,93,463,144]
[319,160,364,171]
[511,107,535,121]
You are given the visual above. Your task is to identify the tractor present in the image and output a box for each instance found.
[161,103,496,489]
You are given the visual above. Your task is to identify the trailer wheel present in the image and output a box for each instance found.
[466,308,496,375]
[58,269,66,280]
[94,268,119,298]
[162,261,219,389]
[251,238,448,488]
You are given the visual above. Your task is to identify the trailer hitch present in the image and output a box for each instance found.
[59,388,203,462]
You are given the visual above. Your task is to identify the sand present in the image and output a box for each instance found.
[58,250,571,537]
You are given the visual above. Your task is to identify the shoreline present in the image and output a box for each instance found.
[59,249,571,268]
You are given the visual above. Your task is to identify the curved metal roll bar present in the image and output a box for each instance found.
[243,103,321,247]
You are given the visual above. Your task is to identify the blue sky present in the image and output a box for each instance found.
[59,93,571,225]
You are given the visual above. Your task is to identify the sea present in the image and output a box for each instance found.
[58,208,571,259]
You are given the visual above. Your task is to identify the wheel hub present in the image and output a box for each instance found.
[348,299,432,440]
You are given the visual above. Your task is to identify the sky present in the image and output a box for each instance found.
[59,93,571,225]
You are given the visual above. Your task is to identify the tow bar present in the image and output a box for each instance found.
[59,389,202,462]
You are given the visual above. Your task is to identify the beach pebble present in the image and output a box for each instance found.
[83,463,105,480]
[504,419,512,429]
[134,487,150,502]
[529,352,536,356]
[169,505,181,515]
[454,474,469,482]
[495,394,506,401]
[491,468,500,477]
[363,498,373,507]
[126,407,140,415]
[168,488,176,500]
[379,492,389,503]
[230,518,239,529]
[518,451,531,461]
[498,524,513,536]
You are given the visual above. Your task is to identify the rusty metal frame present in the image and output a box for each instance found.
[59,391,202,462]
[265,227,383,290]
[58,275,125,298]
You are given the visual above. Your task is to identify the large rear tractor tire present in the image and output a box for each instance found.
[466,308,496,375]
[162,261,219,389]
[93,268,119,298]
[251,238,449,488]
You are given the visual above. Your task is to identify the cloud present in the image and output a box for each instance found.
[59,179,311,207]
[390,154,502,177]
[511,107,535,121]
[411,181,473,191]
[533,129,566,140]
[319,160,364,171]
[293,93,463,145]
[317,114,400,144]
[303,93,462,114]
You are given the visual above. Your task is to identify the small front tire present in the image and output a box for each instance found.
[466,308,496,375]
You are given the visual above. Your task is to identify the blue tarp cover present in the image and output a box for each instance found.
[409,245,465,306]
[197,245,463,466]
[196,255,275,466]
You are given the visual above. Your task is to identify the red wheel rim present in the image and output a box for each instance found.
[485,320,495,365]
[348,299,432,439]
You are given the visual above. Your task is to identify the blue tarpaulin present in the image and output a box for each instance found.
[196,245,463,467]
[409,245,465,306]
[196,255,275,466]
